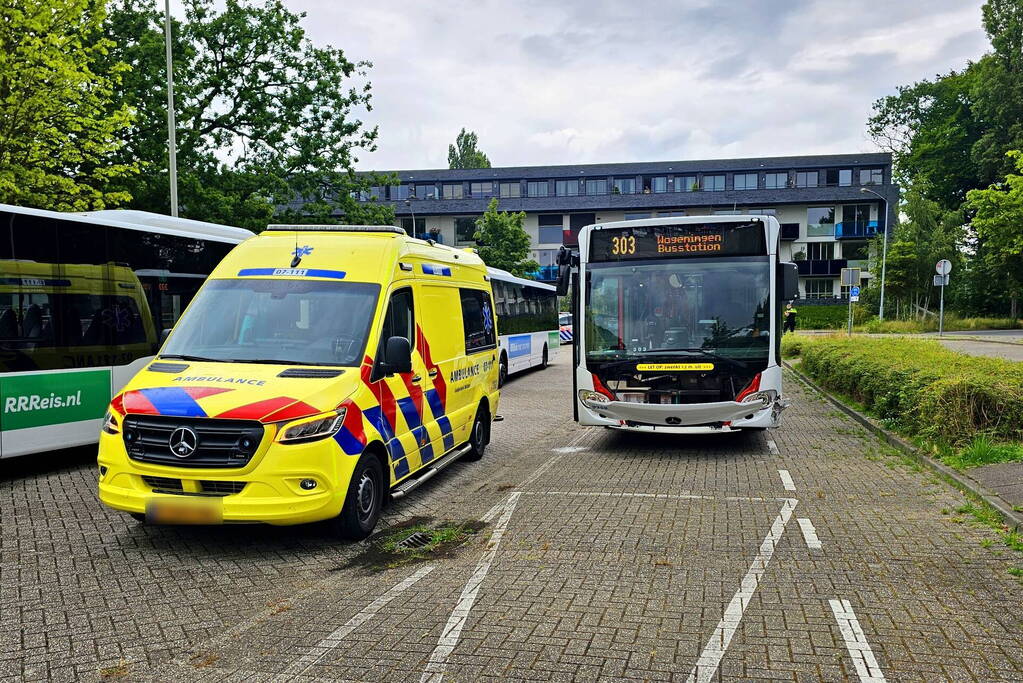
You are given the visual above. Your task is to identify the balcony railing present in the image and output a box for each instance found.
[806,223,835,238]
[796,259,847,277]
[835,220,879,239]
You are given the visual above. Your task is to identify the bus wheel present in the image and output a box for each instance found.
[333,452,384,540]
[540,344,549,369]
[463,405,489,462]
[498,353,508,388]
[129,513,146,523]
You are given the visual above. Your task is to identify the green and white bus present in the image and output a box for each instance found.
[0,204,251,459]
[489,267,558,387]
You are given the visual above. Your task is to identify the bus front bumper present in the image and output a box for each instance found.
[579,396,785,430]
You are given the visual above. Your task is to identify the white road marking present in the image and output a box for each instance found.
[421,492,521,682]
[778,469,796,491]
[829,599,887,682]
[284,565,435,677]
[517,430,589,490]
[766,437,780,455]
[523,491,795,504]
[480,502,503,523]
[551,445,588,454]
[687,497,797,683]
[797,518,822,550]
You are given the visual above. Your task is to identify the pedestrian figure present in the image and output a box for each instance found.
[783,302,797,333]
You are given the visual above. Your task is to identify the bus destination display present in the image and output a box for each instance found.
[590,221,767,261]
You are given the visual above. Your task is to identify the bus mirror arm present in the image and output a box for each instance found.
[382,336,413,376]
[159,328,172,346]
[781,262,799,301]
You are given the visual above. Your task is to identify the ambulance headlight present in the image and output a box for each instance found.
[102,410,119,435]
[278,409,346,444]
[578,390,611,409]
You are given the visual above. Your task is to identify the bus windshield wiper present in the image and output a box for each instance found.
[638,348,748,370]
[158,354,225,363]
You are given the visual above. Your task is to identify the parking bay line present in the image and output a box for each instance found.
[421,492,521,682]
[797,517,823,550]
[766,436,780,455]
[687,497,798,683]
[778,469,796,491]
[283,565,435,678]
[829,598,887,682]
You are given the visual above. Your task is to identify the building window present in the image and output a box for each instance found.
[555,180,579,196]
[392,184,410,200]
[613,178,636,194]
[674,176,697,192]
[470,182,493,198]
[844,240,869,260]
[713,210,742,215]
[765,172,787,189]
[415,184,437,200]
[807,242,834,260]
[795,171,818,188]
[442,183,464,200]
[398,217,426,236]
[733,173,757,190]
[703,175,725,191]
[657,210,686,217]
[499,182,520,198]
[527,181,549,198]
[651,177,667,193]
[455,217,478,245]
[806,207,836,237]
[860,168,883,185]
[826,169,853,186]
[747,208,776,215]
[624,212,651,220]
[537,215,563,244]
[805,279,834,298]
[585,179,607,195]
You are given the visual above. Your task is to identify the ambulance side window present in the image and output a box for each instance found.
[377,287,415,363]
[460,288,496,353]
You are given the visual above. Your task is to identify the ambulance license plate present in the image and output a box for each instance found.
[146,497,223,525]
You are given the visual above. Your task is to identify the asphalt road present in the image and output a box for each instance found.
[2,356,1023,681]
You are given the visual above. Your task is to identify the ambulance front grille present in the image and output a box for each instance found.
[123,415,264,469]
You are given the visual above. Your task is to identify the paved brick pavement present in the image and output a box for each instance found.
[3,359,1023,681]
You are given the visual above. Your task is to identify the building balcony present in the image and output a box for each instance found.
[806,223,835,238]
[835,220,879,239]
[796,259,847,277]
[780,223,799,240]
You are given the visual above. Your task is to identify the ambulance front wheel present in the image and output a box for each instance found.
[333,452,384,540]
[462,405,489,462]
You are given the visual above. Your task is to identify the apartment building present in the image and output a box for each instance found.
[351,153,896,299]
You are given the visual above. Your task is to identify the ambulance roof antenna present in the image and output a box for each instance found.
[291,232,302,268]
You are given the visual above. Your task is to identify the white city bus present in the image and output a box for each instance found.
[558,215,798,433]
[0,204,251,458]
[489,267,558,387]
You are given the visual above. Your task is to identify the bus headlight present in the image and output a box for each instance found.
[740,390,778,407]
[578,390,612,409]
[102,411,119,435]
[278,410,346,444]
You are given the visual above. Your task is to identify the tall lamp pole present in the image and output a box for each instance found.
[861,187,889,320]
[164,0,179,216]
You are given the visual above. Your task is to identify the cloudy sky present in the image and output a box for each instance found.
[289,0,990,171]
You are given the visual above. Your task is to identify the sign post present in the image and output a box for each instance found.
[841,267,861,336]
[935,259,952,336]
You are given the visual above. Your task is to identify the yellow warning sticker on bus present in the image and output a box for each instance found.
[636,363,714,371]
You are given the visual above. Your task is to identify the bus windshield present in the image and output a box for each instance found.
[161,279,380,366]
[585,256,771,361]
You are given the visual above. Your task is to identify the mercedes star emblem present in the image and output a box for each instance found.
[169,426,199,458]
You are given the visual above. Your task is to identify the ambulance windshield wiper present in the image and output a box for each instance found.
[158,354,225,363]
[226,358,343,367]
[638,348,748,370]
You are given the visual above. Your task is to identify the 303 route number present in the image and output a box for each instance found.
[611,235,636,255]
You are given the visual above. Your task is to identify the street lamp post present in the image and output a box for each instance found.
[861,187,889,320]
[404,198,417,236]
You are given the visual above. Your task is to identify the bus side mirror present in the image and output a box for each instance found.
[781,262,799,301]
[382,336,412,375]
[159,328,172,346]
[556,265,571,296]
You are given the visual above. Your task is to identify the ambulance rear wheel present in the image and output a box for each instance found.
[334,453,383,540]
[463,406,489,462]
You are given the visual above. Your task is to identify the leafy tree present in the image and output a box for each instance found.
[448,128,491,169]
[0,0,136,210]
[965,150,1023,316]
[473,199,538,277]
[971,0,1023,184]
[100,0,393,230]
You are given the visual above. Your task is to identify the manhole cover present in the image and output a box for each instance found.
[395,531,433,550]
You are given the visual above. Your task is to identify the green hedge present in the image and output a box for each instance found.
[786,335,1023,446]
[795,304,871,330]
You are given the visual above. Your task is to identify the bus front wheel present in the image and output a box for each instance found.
[498,353,508,388]
[540,344,549,369]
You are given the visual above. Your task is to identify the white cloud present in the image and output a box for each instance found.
[287,0,990,170]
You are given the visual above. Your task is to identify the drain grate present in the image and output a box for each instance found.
[395,531,434,550]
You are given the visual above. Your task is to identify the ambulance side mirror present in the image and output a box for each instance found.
[382,336,412,376]
[781,262,799,301]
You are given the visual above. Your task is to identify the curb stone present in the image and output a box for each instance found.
[783,359,1023,532]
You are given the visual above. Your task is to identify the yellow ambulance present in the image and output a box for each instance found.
[97,225,500,539]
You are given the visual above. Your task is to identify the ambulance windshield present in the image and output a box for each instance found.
[161,278,380,367]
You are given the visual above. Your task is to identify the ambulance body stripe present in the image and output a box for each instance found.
[183,387,233,400]
[338,400,366,447]
[437,416,455,451]
[414,427,435,463]
[109,393,126,416]
[397,397,422,431]
[122,390,158,415]
[216,397,293,420]
[416,327,447,406]
[262,401,319,423]
[137,387,207,417]
[394,457,410,478]
[334,427,365,455]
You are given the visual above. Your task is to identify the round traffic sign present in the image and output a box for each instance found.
[850,286,860,297]
[936,259,952,275]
